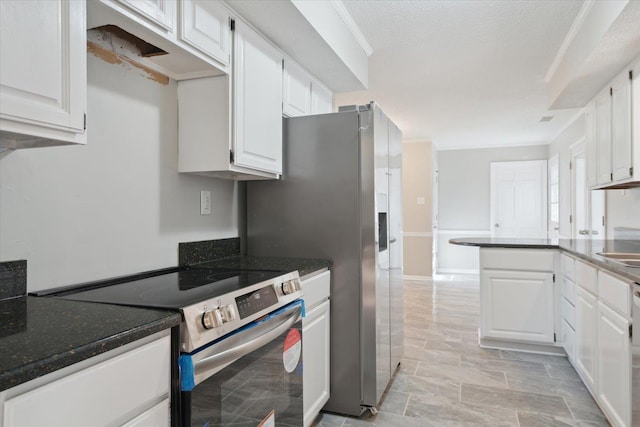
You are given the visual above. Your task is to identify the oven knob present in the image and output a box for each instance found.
[220,305,236,323]
[202,309,223,329]
[282,281,296,295]
[293,279,302,292]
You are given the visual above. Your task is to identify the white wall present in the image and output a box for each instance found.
[607,188,640,235]
[0,54,238,292]
[437,144,548,273]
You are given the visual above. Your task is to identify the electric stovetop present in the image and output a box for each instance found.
[57,267,289,309]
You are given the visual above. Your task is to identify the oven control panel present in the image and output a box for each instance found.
[181,270,303,352]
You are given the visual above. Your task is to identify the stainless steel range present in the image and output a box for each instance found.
[48,266,305,427]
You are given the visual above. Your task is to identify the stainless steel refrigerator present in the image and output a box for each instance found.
[246,102,404,416]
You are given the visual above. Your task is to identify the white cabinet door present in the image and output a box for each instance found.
[480,270,555,343]
[585,101,598,188]
[575,285,597,392]
[562,318,575,362]
[3,335,170,427]
[283,60,312,117]
[0,0,86,147]
[595,89,613,185]
[233,20,283,174]
[180,0,231,67]
[597,301,631,427]
[118,0,175,32]
[311,82,333,115]
[302,300,330,427]
[611,73,633,182]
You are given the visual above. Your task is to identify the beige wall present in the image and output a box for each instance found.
[402,141,433,277]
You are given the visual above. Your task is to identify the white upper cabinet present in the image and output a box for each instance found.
[311,82,333,115]
[118,0,175,32]
[585,102,597,188]
[611,72,632,182]
[179,0,231,67]
[233,20,283,175]
[283,59,333,117]
[283,60,312,117]
[587,58,639,189]
[595,88,612,186]
[0,0,86,149]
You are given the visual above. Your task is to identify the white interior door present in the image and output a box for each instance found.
[548,154,560,239]
[490,160,547,238]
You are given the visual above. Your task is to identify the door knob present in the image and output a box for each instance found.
[578,230,589,235]
[494,223,500,228]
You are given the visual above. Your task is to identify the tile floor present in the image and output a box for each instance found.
[312,276,610,427]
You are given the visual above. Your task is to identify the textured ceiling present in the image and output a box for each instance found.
[335,0,585,149]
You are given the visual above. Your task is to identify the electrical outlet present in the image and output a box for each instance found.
[200,191,211,215]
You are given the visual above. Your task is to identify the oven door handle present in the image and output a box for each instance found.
[184,304,302,388]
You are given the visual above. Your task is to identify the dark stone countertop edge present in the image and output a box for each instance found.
[0,311,180,391]
[449,238,640,283]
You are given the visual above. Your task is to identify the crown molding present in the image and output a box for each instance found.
[329,0,374,57]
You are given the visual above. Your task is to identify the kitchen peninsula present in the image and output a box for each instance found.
[450,237,639,427]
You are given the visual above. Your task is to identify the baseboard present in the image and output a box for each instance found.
[437,268,480,275]
[479,337,566,356]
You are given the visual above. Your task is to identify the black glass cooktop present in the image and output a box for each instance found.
[59,268,288,309]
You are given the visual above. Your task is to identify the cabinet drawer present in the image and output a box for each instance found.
[562,297,576,328]
[480,248,555,272]
[561,254,574,280]
[598,271,631,317]
[302,270,330,309]
[3,335,170,427]
[562,277,576,305]
[575,259,597,294]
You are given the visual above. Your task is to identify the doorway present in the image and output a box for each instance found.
[570,141,605,239]
[490,160,548,238]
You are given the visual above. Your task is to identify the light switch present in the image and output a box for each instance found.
[417,197,425,205]
[200,191,212,215]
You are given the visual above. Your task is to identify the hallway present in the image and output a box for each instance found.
[312,277,609,426]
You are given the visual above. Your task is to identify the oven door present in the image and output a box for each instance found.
[179,300,304,427]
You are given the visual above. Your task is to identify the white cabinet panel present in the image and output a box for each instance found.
[611,73,633,182]
[562,277,576,305]
[122,399,169,427]
[0,0,86,147]
[585,102,598,188]
[301,270,330,309]
[595,89,613,185]
[3,335,170,427]
[598,271,631,317]
[575,259,597,295]
[311,82,333,115]
[302,300,330,427]
[562,318,575,362]
[118,0,175,31]
[480,269,555,343]
[233,20,283,174]
[180,0,231,67]
[575,285,597,392]
[596,301,631,427]
[283,60,312,117]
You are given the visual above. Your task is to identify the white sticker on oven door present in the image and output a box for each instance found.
[283,328,301,373]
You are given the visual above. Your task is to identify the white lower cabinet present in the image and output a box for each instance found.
[561,318,575,362]
[480,269,555,343]
[301,270,331,427]
[596,301,631,427]
[1,332,171,427]
[575,285,598,392]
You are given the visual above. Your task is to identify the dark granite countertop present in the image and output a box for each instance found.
[196,255,332,279]
[0,296,180,391]
[449,237,640,283]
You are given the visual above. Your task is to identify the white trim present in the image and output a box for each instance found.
[544,0,595,83]
[329,0,374,57]
[549,109,585,142]
[438,268,480,275]
[437,140,549,151]
[437,229,491,235]
[402,139,432,145]
[404,231,433,237]
[403,275,432,281]
[569,136,587,151]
